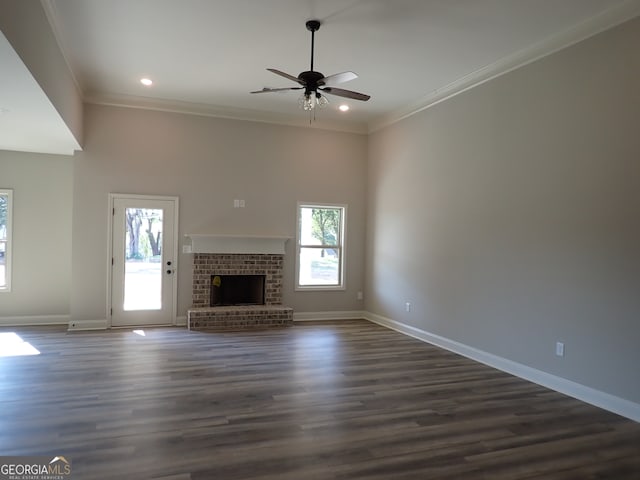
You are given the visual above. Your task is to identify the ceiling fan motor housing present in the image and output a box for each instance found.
[299,70,325,94]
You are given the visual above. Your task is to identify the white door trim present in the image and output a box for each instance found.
[107,193,179,328]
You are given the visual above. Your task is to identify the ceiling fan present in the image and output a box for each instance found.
[251,20,370,111]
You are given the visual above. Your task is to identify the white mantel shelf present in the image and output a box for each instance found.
[185,234,290,255]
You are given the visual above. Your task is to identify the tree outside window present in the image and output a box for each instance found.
[125,208,162,260]
[297,204,346,289]
[0,189,12,291]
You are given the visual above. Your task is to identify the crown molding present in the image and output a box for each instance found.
[42,0,640,137]
[368,0,640,133]
[84,93,368,135]
[40,0,84,99]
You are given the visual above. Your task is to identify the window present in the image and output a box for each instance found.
[296,203,346,290]
[0,189,12,292]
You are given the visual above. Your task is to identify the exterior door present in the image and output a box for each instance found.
[110,195,178,327]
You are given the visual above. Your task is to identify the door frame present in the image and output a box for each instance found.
[107,193,180,328]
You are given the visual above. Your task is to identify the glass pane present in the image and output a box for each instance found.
[123,208,163,310]
[0,242,6,288]
[300,207,341,246]
[299,247,340,285]
[0,194,7,241]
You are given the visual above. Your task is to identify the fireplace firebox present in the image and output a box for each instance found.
[210,274,265,306]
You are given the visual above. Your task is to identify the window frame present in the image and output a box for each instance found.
[295,202,347,291]
[0,189,13,293]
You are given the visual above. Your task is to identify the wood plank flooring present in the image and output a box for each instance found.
[1,320,638,479]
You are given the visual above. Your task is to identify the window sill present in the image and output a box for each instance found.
[295,285,346,292]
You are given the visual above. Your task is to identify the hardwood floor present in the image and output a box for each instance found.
[1,320,638,479]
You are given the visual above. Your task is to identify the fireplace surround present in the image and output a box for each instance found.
[191,253,284,307]
[188,252,292,330]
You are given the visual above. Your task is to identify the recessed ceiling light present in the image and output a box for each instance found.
[140,78,153,86]
[338,104,350,112]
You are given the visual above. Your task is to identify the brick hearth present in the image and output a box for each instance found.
[188,305,293,331]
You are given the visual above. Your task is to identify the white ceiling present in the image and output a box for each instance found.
[1,0,639,154]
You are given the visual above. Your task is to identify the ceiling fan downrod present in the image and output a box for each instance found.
[306,20,321,72]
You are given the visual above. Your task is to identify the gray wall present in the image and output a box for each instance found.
[71,104,367,322]
[0,150,73,319]
[366,17,640,403]
[2,9,638,409]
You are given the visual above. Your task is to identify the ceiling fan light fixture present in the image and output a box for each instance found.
[300,93,314,111]
[300,92,329,111]
[317,93,329,108]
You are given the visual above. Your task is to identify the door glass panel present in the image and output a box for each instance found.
[123,208,163,311]
[0,242,6,288]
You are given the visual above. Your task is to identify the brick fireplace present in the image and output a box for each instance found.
[192,253,284,307]
[187,251,293,331]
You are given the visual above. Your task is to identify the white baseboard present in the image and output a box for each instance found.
[294,310,366,322]
[0,315,70,327]
[364,312,640,423]
[67,319,108,331]
[69,320,189,330]
[66,316,187,331]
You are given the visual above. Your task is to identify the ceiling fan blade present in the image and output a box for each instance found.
[320,87,370,101]
[267,68,304,85]
[320,71,358,86]
[250,87,303,94]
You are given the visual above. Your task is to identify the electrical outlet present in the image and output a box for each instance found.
[556,341,565,357]
[357,291,363,300]
[405,302,411,312]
